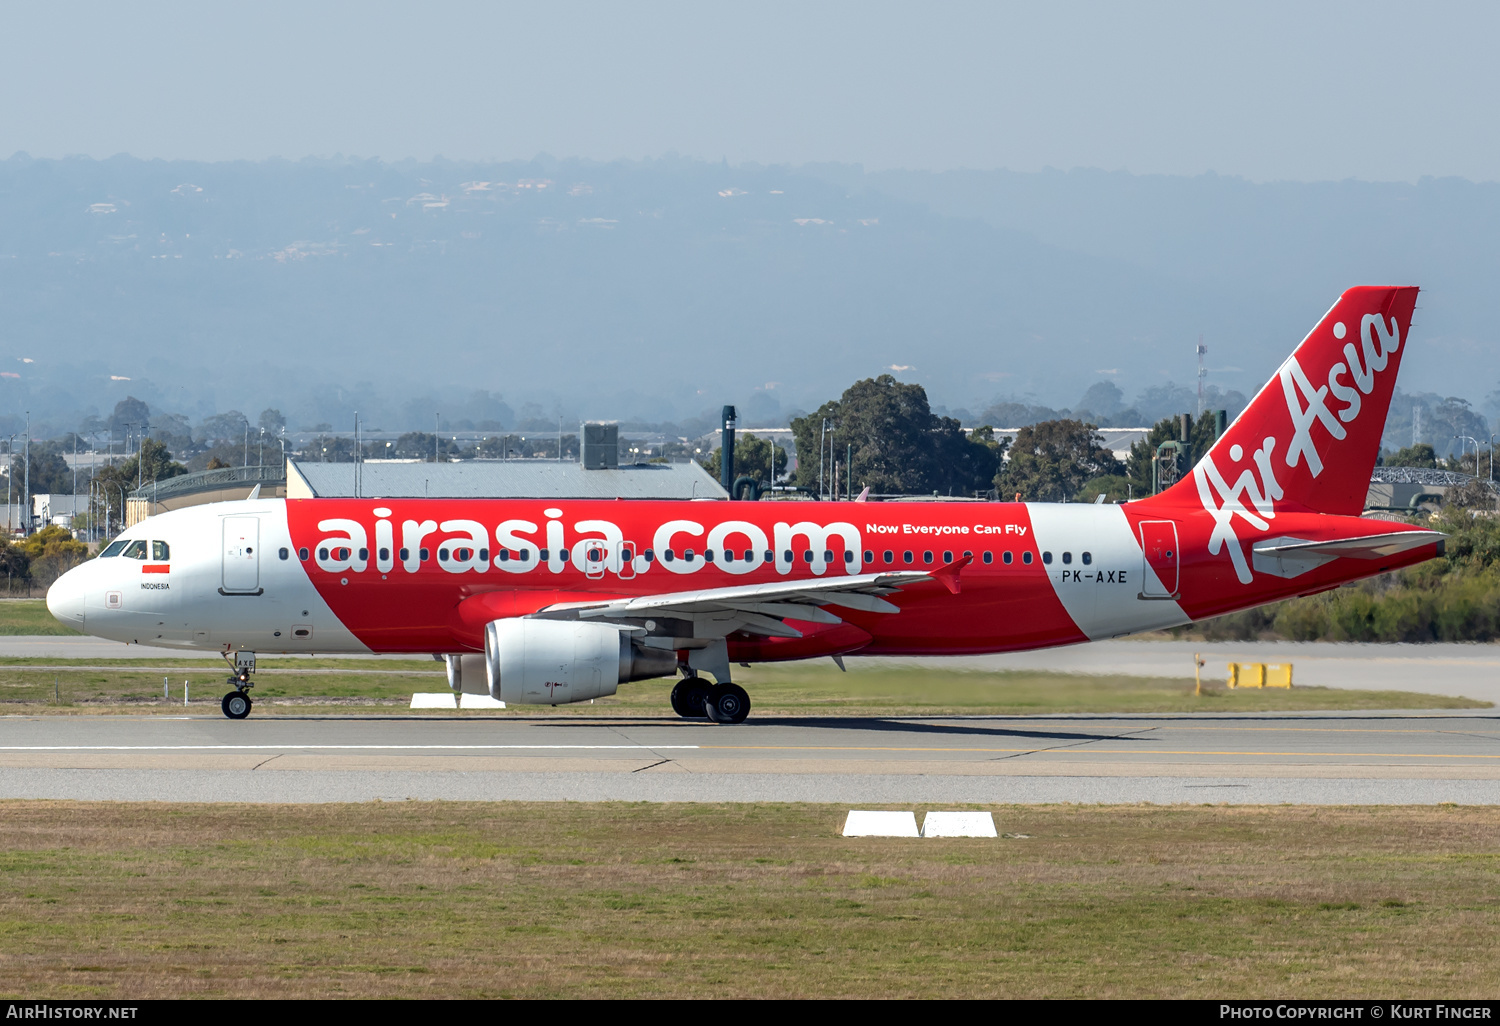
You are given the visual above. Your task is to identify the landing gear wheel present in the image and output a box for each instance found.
[670,678,711,718]
[702,683,751,724]
[222,691,252,720]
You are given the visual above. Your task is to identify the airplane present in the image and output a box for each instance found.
[47,285,1443,722]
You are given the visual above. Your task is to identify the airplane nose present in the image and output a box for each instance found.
[46,567,86,629]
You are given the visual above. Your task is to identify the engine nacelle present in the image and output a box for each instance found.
[483,619,678,705]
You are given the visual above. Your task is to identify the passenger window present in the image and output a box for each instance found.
[764,550,774,563]
[903,550,913,564]
[359,548,369,561]
[983,551,994,564]
[518,550,529,561]
[843,551,853,564]
[644,549,655,562]
[557,549,568,562]
[99,541,128,557]
[279,547,289,560]
[1002,551,1012,564]
[539,548,549,561]
[420,547,430,561]
[1042,551,1053,564]
[823,550,834,563]
[298,547,310,561]
[665,549,675,562]
[318,547,329,561]
[480,548,490,562]
[943,550,953,563]
[722,550,733,562]
[622,549,633,562]
[803,550,814,563]
[883,550,894,563]
[1082,552,1092,565]
[963,550,972,559]
[684,549,696,561]
[1023,551,1034,565]
[122,540,147,559]
[1062,552,1072,565]
[439,548,450,561]
[783,550,793,563]
[923,551,933,564]
[399,548,409,561]
[498,549,509,562]
[152,540,170,561]
[863,550,874,563]
[744,549,754,562]
[378,547,389,561]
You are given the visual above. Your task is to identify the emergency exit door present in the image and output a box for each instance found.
[222,517,262,595]
[1138,520,1179,598]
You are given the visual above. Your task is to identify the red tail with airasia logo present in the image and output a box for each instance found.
[46,285,1448,722]
[1132,285,1430,619]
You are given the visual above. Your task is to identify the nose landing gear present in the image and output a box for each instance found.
[220,648,256,720]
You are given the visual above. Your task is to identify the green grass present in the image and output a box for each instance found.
[0,659,1483,714]
[0,599,80,635]
[1,802,1497,998]
[0,599,1483,714]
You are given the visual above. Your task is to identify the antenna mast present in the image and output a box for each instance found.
[1196,337,1207,417]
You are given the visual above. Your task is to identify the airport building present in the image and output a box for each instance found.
[126,422,726,524]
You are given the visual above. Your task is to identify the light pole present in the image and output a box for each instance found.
[1488,434,1497,483]
[1456,435,1481,477]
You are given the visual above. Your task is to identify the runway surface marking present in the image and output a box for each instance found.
[698,745,1500,759]
[2,743,1494,760]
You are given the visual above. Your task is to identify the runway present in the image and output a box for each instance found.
[1,711,1496,804]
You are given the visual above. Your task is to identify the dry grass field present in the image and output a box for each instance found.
[0,802,1497,999]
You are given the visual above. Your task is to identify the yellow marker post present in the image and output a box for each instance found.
[1194,653,1206,696]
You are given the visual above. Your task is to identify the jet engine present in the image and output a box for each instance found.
[484,619,678,705]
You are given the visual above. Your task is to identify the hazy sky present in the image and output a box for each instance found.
[1,1,1496,182]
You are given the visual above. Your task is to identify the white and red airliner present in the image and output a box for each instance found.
[47,286,1443,721]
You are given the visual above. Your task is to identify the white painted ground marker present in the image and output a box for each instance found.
[410,693,457,709]
[460,694,505,709]
[842,811,920,837]
[921,812,997,838]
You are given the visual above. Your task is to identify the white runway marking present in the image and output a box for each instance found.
[0,744,701,752]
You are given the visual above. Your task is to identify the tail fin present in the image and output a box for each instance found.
[1155,285,1419,517]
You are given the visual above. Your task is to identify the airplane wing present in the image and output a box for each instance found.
[534,570,933,639]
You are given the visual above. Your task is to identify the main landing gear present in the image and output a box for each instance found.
[220,649,256,720]
[670,676,751,724]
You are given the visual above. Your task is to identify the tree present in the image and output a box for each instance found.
[21,525,87,588]
[1124,415,1220,498]
[791,375,1004,496]
[108,396,151,436]
[258,408,287,433]
[198,411,250,444]
[701,433,788,486]
[1386,443,1438,469]
[1000,419,1122,502]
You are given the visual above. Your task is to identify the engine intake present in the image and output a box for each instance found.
[484,619,677,705]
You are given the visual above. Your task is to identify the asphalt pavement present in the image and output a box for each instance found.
[1,711,1496,804]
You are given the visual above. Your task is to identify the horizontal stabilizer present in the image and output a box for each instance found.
[1251,531,1445,579]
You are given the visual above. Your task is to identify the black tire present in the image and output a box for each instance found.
[670,679,709,718]
[221,691,252,720]
[702,683,751,724]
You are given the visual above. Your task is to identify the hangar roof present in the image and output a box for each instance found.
[287,459,728,500]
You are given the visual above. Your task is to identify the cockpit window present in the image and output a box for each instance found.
[121,540,148,560]
[99,541,128,558]
[152,541,170,561]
